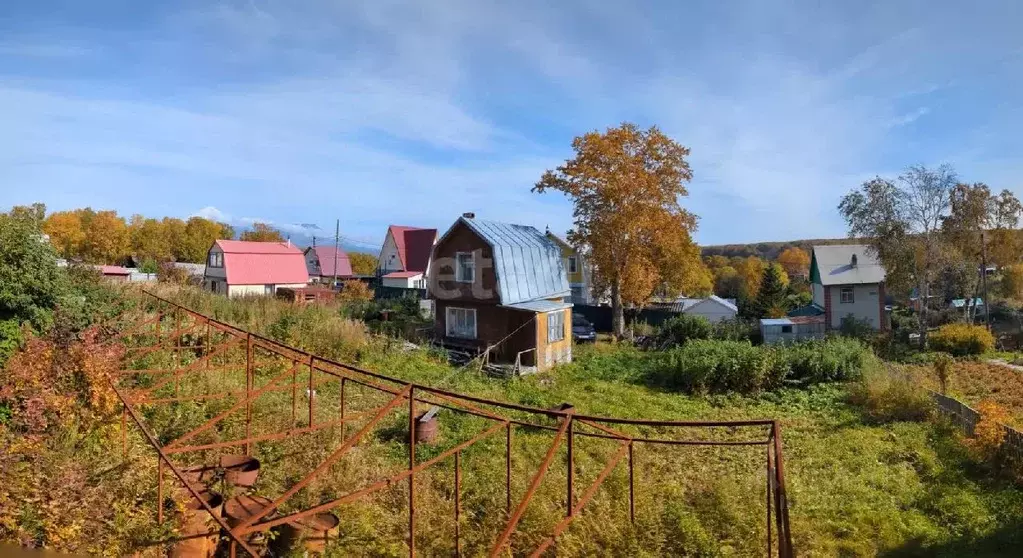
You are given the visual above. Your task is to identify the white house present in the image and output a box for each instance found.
[377,225,437,289]
[810,244,887,330]
[203,240,309,297]
[673,295,738,323]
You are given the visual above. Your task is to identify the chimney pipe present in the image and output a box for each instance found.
[462,212,475,219]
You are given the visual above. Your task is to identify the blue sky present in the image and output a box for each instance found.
[1,1,1021,248]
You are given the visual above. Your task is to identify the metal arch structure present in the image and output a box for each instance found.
[106,291,794,557]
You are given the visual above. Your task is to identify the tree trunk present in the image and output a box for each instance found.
[611,279,625,339]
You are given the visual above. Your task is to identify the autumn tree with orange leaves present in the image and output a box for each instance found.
[776,247,810,278]
[534,123,710,337]
[240,222,286,242]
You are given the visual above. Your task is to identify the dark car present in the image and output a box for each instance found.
[572,314,596,342]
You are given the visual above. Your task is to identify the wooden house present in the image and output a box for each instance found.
[429,214,572,373]
[203,240,309,297]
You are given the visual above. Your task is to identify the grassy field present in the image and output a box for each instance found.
[904,360,1023,429]
[4,285,1023,556]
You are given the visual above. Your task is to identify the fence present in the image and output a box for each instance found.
[99,291,795,557]
[929,390,1023,461]
[572,304,679,333]
[375,285,428,300]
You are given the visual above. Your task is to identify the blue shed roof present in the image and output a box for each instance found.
[760,318,794,326]
[456,217,571,305]
[501,300,573,312]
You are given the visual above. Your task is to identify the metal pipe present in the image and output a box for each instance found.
[340,377,347,440]
[506,423,512,515]
[408,386,416,558]
[308,355,315,427]
[454,450,461,558]
[628,441,635,524]
[291,361,297,426]
[245,334,253,455]
[567,416,574,517]
[767,443,773,557]
[157,456,163,524]
[490,412,573,557]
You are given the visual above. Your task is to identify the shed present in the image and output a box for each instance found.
[760,315,826,345]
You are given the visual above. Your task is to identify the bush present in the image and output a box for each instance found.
[711,318,760,344]
[650,337,874,395]
[929,324,995,356]
[655,314,712,348]
[0,319,22,367]
[848,366,933,423]
[784,337,873,384]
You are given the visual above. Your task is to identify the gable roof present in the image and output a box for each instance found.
[305,246,353,277]
[672,295,738,314]
[213,240,309,285]
[388,225,437,273]
[811,244,886,286]
[439,217,570,305]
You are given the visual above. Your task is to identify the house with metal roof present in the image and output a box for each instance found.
[304,245,353,284]
[203,240,309,297]
[545,230,595,304]
[429,213,572,373]
[760,315,826,345]
[810,244,887,331]
[669,295,738,322]
[377,225,437,289]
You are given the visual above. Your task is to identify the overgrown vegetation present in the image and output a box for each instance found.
[5,281,1023,555]
[929,323,997,356]
[649,337,875,394]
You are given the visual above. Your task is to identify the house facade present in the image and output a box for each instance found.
[675,295,738,323]
[304,246,353,284]
[545,231,594,305]
[810,244,887,330]
[204,240,309,297]
[430,215,572,372]
[378,225,437,289]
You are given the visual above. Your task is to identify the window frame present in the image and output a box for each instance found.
[781,325,793,334]
[208,251,224,268]
[840,287,855,304]
[548,310,566,342]
[446,307,477,339]
[264,284,274,295]
[567,255,578,274]
[455,252,475,283]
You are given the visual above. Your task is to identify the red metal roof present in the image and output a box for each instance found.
[99,265,131,276]
[383,271,422,278]
[307,246,353,277]
[388,225,436,273]
[214,240,309,285]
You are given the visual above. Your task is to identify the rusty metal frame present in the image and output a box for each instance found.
[108,291,795,557]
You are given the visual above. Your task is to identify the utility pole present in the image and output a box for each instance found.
[333,219,340,289]
[981,230,991,330]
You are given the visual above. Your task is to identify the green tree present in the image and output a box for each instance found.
[0,207,69,329]
[755,263,788,318]
[533,123,709,337]
[128,214,171,263]
[840,165,958,345]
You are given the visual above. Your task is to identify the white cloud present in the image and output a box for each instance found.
[192,206,230,222]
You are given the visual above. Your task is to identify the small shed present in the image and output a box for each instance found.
[98,265,131,283]
[760,316,826,345]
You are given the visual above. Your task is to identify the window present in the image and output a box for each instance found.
[781,325,793,334]
[548,310,566,342]
[570,286,584,303]
[456,252,475,283]
[446,307,477,339]
[567,256,578,273]
[264,284,274,295]
[840,287,854,304]
[208,251,223,268]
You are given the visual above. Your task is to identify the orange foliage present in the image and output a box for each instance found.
[969,400,1010,460]
[777,247,810,278]
[0,327,123,434]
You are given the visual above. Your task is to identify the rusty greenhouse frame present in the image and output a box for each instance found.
[102,291,794,557]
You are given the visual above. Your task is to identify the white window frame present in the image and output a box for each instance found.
[840,287,854,304]
[208,251,223,268]
[548,310,566,342]
[567,256,578,274]
[455,252,475,283]
[446,307,477,339]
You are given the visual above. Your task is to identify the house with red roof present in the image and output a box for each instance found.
[304,245,353,284]
[203,240,310,297]
[377,225,437,289]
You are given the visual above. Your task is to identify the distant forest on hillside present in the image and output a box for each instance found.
[701,238,862,261]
